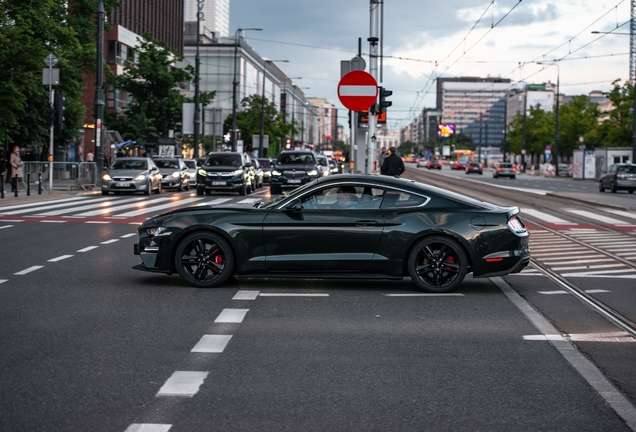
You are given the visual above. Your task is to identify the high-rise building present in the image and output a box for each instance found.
[184,0,229,37]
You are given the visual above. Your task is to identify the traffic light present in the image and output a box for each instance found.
[53,92,65,126]
[378,87,392,114]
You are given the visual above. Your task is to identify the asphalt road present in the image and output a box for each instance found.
[1,177,635,431]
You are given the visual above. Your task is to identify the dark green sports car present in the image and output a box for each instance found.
[133,174,530,292]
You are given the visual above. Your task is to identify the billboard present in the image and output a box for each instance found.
[438,124,455,138]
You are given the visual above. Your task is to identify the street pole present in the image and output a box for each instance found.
[368,0,379,174]
[259,71,265,158]
[538,62,560,176]
[521,86,527,172]
[94,0,105,187]
[193,6,201,158]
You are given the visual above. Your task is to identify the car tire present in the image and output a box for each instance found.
[512,175,516,180]
[408,235,468,293]
[177,181,183,192]
[174,231,235,288]
[239,185,247,196]
[599,182,605,192]
[144,182,151,195]
[196,188,204,196]
[155,182,161,194]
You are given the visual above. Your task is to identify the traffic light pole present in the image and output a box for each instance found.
[367,1,379,174]
[94,0,105,187]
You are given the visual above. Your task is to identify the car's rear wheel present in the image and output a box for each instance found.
[175,232,235,288]
[408,236,467,293]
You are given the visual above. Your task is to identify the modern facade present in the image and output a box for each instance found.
[184,0,229,37]
[306,98,338,150]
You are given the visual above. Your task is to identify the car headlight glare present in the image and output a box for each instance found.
[198,168,207,176]
[233,169,244,176]
[171,172,180,178]
[146,226,172,237]
[134,174,146,181]
[307,170,318,176]
[103,174,112,181]
[272,170,282,176]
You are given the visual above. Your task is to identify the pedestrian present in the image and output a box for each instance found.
[86,151,94,162]
[379,147,388,174]
[381,147,405,177]
[9,145,24,192]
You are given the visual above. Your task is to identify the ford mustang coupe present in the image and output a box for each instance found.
[133,174,530,292]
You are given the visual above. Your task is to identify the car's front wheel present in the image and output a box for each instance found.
[408,236,467,293]
[175,232,235,288]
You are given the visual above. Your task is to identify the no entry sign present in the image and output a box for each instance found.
[337,70,378,111]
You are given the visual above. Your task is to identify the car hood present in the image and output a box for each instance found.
[108,169,148,176]
[202,166,241,172]
[275,164,316,170]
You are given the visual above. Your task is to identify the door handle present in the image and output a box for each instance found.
[355,220,378,226]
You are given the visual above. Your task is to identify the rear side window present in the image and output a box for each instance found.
[381,190,428,208]
[617,165,636,174]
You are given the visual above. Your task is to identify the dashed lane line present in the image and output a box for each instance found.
[190,335,233,353]
[155,371,209,398]
[14,266,44,275]
[47,255,73,262]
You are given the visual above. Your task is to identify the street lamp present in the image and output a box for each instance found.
[260,60,289,158]
[231,27,262,152]
[537,62,560,176]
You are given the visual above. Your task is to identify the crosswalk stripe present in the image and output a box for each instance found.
[0,196,90,212]
[566,209,632,225]
[115,197,205,217]
[0,197,107,215]
[521,209,572,224]
[76,197,173,216]
[38,196,150,216]
[209,198,233,205]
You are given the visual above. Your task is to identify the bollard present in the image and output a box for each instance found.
[1,172,4,199]
[38,171,42,195]
[27,172,31,196]
[14,174,18,197]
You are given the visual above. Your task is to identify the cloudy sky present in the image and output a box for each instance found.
[230,0,630,132]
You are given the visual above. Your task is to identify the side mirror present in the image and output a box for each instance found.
[283,200,303,213]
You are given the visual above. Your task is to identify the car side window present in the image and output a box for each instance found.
[298,186,383,210]
[381,189,427,208]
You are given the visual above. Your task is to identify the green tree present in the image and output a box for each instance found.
[0,0,118,156]
[507,105,554,159]
[223,94,295,156]
[105,34,215,141]
[597,79,633,148]
[557,95,601,156]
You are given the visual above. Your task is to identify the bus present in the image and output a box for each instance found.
[450,150,475,170]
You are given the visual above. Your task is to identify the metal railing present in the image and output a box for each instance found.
[1,162,98,198]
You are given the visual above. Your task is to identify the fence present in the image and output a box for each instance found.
[1,162,98,198]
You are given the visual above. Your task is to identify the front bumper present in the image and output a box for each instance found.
[102,180,148,193]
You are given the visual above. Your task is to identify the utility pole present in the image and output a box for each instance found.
[367,1,380,174]
[193,1,202,158]
[94,0,105,187]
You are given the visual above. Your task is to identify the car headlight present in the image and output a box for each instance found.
[103,174,112,181]
[198,168,207,176]
[134,174,147,181]
[171,172,180,178]
[146,226,172,237]
[307,170,318,176]
[272,170,282,176]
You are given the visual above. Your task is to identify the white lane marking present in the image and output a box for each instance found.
[587,242,636,247]
[14,266,44,275]
[215,308,249,323]
[0,219,24,222]
[0,196,90,212]
[0,279,7,285]
[529,251,591,257]
[191,335,233,353]
[233,290,260,300]
[541,258,615,265]
[1,197,111,215]
[523,334,565,341]
[0,225,13,229]
[121,233,137,238]
[208,198,233,205]
[522,209,573,224]
[529,246,578,252]
[566,209,632,225]
[562,269,636,276]
[37,196,147,216]
[551,264,625,271]
[77,246,98,252]
[77,197,173,216]
[568,332,636,342]
[101,239,119,244]
[116,197,205,217]
[156,371,208,397]
[384,293,465,297]
[236,198,260,204]
[607,209,636,220]
[538,289,611,295]
[48,255,73,262]
[258,293,330,297]
[85,221,111,224]
[124,424,172,432]
[40,220,66,223]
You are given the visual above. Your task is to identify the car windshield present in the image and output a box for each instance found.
[317,157,328,165]
[183,160,196,169]
[257,159,271,168]
[206,154,242,167]
[277,153,316,165]
[155,159,180,169]
[111,159,147,170]
[616,165,636,173]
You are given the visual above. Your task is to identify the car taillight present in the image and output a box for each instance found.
[511,167,516,172]
[507,215,526,233]
[497,167,502,171]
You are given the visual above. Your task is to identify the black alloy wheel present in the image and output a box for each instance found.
[175,232,235,288]
[408,236,468,292]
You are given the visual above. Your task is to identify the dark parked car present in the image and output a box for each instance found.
[154,157,191,191]
[270,150,320,194]
[196,152,254,196]
[101,157,162,196]
[493,162,516,179]
[465,162,483,175]
[599,163,636,193]
[133,174,530,292]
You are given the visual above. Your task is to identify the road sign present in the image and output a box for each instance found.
[337,70,377,112]
[44,53,58,67]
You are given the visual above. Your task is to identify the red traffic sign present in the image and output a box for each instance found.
[337,70,378,111]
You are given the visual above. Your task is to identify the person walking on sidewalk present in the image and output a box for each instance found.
[10,146,23,192]
[381,147,405,177]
